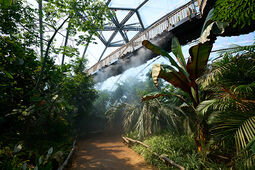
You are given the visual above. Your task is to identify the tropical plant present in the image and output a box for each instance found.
[140,8,232,154]
[0,0,106,168]
[35,0,110,88]
[104,76,190,138]
[132,133,204,169]
[212,0,255,30]
[106,98,185,139]
[196,45,255,167]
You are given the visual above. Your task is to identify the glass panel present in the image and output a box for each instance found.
[114,10,130,22]
[125,14,139,26]
[86,37,106,67]
[112,32,123,42]
[126,31,139,40]
[109,0,145,8]
[102,31,114,41]
[139,0,190,27]
[103,47,118,59]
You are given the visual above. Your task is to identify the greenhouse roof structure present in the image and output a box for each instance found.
[86,0,193,66]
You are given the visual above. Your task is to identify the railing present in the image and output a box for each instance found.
[88,0,201,75]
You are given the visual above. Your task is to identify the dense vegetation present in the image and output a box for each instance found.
[0,0,108,168]
[212,0,255,35]
[1,0,255,169]
[100,4,255,170]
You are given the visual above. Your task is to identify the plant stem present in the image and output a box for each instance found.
[38,0,44,62]
[35,16,70,90]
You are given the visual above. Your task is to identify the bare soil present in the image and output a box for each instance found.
[70,133,157,170]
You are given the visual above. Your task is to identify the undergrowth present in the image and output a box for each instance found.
[131,133,202,169]
[129,132,233,169]
[0,136,73,169]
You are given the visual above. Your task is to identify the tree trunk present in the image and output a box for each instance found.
[61,24,70,65]
[38,0,44,62]
[35,17,70,89]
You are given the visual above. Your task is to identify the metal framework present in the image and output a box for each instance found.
[87,0,202,76]
[81,0,149,62]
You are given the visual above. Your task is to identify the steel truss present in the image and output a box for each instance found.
[82,0,149,62]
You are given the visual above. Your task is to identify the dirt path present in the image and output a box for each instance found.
[70,133,157,170]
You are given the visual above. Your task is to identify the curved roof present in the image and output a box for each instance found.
[86,0,190,67]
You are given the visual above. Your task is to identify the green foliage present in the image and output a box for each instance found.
[92,90,111,118]
[142,36,216,107]
[0,0,38,46]
[0,0,104,168]
[197,45,255,168]
[0,0,13,7]
[212,0,255,29]
[140,9,232,158]
[103,76,189,138]
[41,0,110,60]
[0,139,72,169]
[132,133,203,169]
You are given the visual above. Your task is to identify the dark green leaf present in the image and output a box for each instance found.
[141,91,168,102]
[172,36,186,68]
[186,42,213,81]
[142,40,189,78]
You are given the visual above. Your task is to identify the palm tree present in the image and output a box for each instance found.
[105,98,186,139]
[104,76,188,139]
[197,44,255,167]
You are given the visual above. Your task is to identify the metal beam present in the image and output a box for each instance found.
[81,35,92,60]
[136,0,149,10]
[136,11,145,30]
[97,34,107,45]
[96,0,149,63]
[61,27,70,65]
[120,11,135,25]
[111,15,129,43]
[106,0,111,5]
[97,11,136,62]
[82,43,89,59]
[77,11,109,46]
[98,46,108,62]
[96,26,142,31]
[109,43,125,47]
[111,40,125,44]
[109,7,136,11]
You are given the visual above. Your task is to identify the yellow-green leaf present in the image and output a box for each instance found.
[152,64,190,93]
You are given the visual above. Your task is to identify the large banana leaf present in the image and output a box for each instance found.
[142,40,189,78]
[200,21,228,43]
[186,41,213,81]
[200,9,214,35]
[171,36,186,69]
[151,64,190,93]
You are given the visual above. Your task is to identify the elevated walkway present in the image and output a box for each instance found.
[88,0,209,82]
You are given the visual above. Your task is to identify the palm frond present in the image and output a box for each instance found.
[196,99,217,121]
[210,111,255,153]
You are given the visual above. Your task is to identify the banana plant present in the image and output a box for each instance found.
[142,39,212,107]
[142,37,213,152]
[141,8,228,107]
[141,9,228,153]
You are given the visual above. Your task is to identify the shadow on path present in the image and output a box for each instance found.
[70,133,157,170]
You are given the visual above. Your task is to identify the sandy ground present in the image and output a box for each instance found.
[70,133,157,170]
